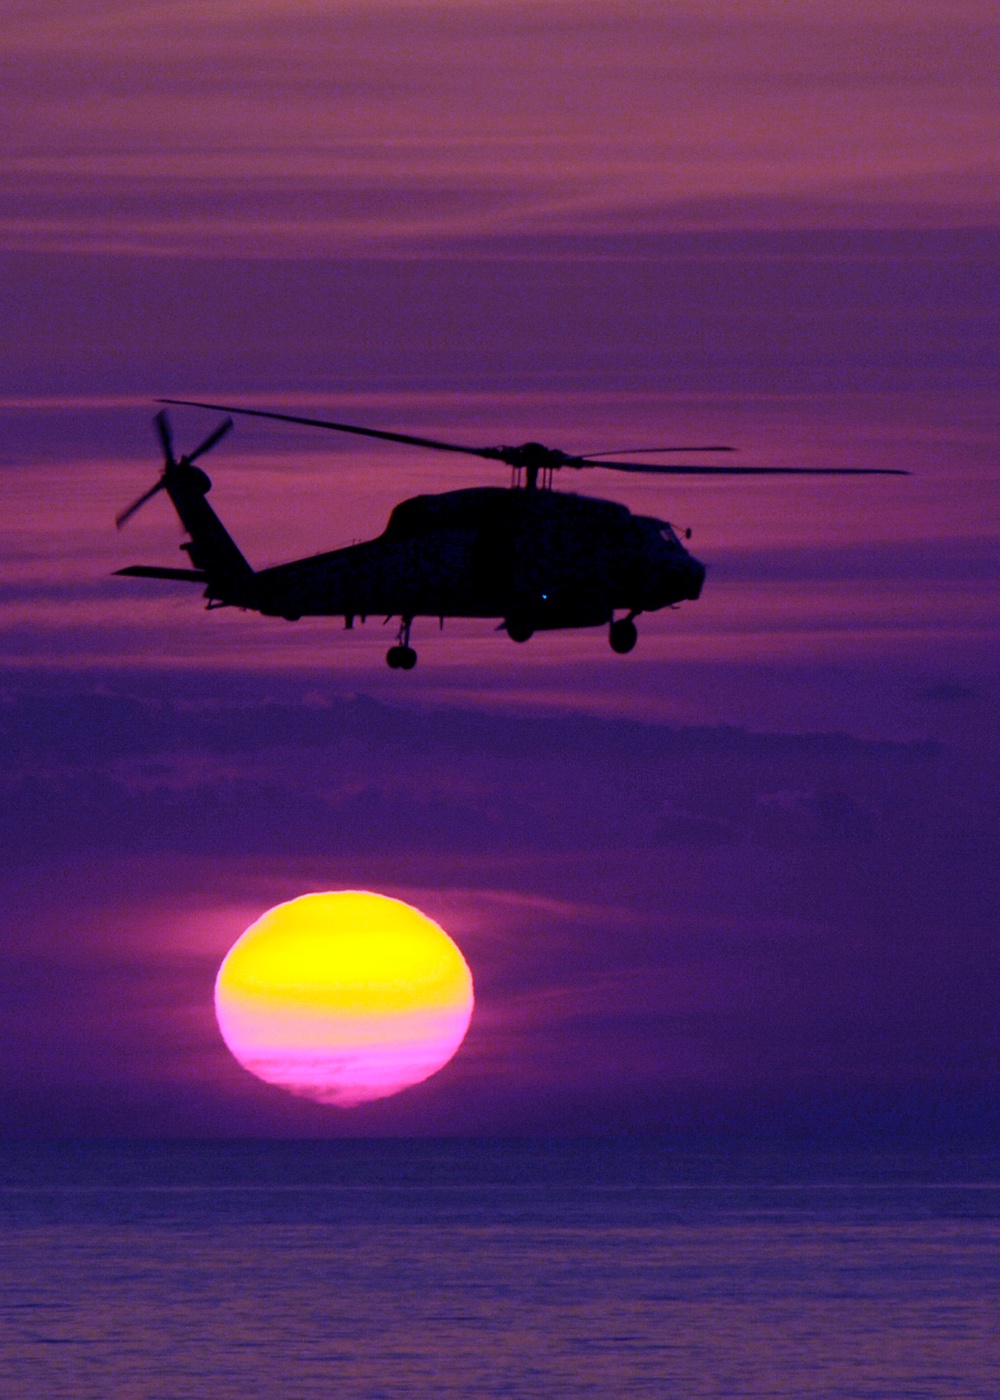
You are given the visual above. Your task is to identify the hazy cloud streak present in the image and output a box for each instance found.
[2,1,997,255]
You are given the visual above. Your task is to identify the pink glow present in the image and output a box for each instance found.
[218,1004,476,1107]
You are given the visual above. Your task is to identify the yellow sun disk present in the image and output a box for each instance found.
[214,892,474,1107]
[222,895,469,1013]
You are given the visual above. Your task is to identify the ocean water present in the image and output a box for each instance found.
[0,1140,997,1399]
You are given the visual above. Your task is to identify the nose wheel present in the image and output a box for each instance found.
[386,616,417,669]
[609,615,638,654]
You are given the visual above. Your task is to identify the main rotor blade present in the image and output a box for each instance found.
[185,416,233,463]
[159,399,502,461]
[154,410,176,467]
[580,446,735,456]
[572,460,909,475]
[116,478,166,529]
[158,401,909,476]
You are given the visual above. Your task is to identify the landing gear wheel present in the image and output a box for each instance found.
[387,615,417,669]
[506,618,534,643]
[386,645,417,670]
[609,618,638,654]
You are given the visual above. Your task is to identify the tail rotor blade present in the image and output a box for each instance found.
[120,411,232,530]
[154,410,176,468]
[116,479,166,529]
[186,416,233,464]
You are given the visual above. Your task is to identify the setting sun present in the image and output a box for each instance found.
[215,892,474,1107]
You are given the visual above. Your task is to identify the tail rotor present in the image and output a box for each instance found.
[154,408,177,470]
[185,416,234,465]
[116,411,233,529]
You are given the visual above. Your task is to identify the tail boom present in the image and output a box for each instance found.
[165,465,252,580]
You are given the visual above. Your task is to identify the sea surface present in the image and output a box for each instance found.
[0,1139,997,1399]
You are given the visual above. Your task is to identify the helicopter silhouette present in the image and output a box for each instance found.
[114,399,907,669]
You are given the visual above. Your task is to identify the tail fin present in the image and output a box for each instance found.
[164,463,254,595]
[117,411,254,600]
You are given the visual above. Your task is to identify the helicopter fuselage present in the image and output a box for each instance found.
[116,401,905,666]
[244,486,705,630]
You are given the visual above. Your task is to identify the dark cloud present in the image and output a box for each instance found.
[920,682,976,702]
[1,232,996,399]
[712,539,1000,584]
[0,682,958,864]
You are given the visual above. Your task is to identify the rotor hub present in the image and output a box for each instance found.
[174,462,213,495]
[510,442,564,467]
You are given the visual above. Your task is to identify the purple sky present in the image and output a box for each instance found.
[0,2,997,1134]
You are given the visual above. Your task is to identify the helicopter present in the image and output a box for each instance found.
[114,399,907,669]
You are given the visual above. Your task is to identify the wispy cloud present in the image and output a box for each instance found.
[2,1,996,255]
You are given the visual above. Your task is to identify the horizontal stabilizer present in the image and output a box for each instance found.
[115,565,209,582]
